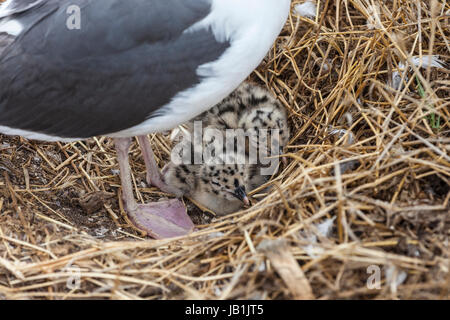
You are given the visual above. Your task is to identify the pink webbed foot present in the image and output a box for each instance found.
[126,199,194,239]
[114,137,194,239]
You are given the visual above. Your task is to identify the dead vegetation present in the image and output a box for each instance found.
[0,0,449,299]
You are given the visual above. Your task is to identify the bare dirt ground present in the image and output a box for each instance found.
[0,0,449,299]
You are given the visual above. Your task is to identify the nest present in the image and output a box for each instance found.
[0,0,449,299]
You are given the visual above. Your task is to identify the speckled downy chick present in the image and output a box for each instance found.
[162,82,289,215]
[187,82,289,151]
[162,152,250,215]
[186,82,290,190]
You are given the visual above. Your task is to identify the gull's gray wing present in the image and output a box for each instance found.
[0,0,230,138]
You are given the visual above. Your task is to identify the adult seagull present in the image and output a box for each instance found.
[0,0,291,238]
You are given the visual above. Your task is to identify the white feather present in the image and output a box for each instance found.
[392,55,447,90]
[316,217,335,237]
[385,265,407,293]
[294,1,317,18]
[410,55,446,69]
[329,128,356,145]
[0,17,23,36]
[366,4,382,30]
[301,217,335,258]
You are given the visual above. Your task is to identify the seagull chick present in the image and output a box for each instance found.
[162,155,250,216]
[163,82,289,215]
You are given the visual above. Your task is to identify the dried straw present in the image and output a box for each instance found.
[0,0,449,300]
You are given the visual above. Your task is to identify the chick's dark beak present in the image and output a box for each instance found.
[234,186,250,206]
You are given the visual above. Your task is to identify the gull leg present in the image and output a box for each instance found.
[137,135,184,197]
[114,138,194,239]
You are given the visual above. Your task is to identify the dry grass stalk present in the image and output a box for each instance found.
[258,239,315,299]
